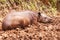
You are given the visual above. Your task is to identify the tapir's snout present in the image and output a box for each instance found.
[46,17,53,23]
[48,18,53,23]
[38,13,53,23]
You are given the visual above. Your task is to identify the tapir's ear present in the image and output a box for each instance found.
[38,12,41,16]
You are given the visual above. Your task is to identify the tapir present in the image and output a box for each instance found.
[2,10,52,30]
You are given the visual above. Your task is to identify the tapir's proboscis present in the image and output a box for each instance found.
[2,10,52,30]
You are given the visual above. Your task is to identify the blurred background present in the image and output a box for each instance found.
[0,0,59,18]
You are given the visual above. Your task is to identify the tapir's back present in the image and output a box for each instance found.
[2,10,38,30]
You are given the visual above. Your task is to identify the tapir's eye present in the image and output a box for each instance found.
[38,12,41,16]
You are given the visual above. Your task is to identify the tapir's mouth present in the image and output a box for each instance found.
[39,18,53,23]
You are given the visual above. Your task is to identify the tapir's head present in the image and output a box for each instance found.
[38,12,52,23]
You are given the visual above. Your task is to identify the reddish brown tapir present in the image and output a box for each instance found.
[2,10,52,30]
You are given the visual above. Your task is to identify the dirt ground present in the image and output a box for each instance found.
[0,17,59,40]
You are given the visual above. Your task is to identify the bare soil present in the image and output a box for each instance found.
[0,17,59,40]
